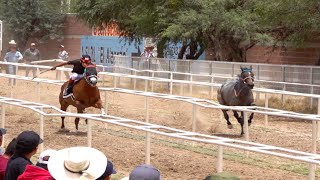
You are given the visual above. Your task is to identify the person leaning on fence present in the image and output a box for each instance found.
[5,131,43,180]
[24,42,41,77]
[58,45,70,79]
[3,40,23,85]
[0,138,17,180]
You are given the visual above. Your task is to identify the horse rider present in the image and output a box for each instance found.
[50,55,94,98]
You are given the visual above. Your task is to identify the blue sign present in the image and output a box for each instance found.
[81,36,143,65]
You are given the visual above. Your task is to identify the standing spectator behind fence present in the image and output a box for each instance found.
[58,45,70,79]
[3,40,23,85]
[24,43,41,77]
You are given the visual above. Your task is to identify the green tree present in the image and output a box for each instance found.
[74,0,320,61]
[1,0,66,49]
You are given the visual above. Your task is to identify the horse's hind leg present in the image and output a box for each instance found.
[240,111,245,135]
[75,108,84,131]
[232,111,242,123]
[222,110,233,129]
[248,113,254,126]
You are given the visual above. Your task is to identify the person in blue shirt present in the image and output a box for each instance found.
[3,45,23,85]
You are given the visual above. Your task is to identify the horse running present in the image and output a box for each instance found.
[59,65,105,131]
[217,66,255,135]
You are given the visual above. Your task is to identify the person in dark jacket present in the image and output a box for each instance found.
[4,131,43,180]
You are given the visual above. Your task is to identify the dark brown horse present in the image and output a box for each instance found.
[59,65,105,131]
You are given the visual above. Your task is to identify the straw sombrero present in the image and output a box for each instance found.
[48,147,107,180]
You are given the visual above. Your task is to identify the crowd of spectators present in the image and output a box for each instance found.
[0,128,163,180]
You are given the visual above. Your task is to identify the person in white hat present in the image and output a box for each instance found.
[48,146,107,180]
[58,45,70,79]
[23,43,41,77]
[3,40,23,85]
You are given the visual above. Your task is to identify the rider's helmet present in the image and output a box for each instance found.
[80,55,92,64]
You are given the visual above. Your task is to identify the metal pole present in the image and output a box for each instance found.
[310,86,314,108]
[282,84,286,105]
[39,108,44,153]
[189,75,193,95]
[1,104,5,148]
[317,98,320,140]
[145,79,148,92]
[310,67,314,108]
[87,118,92,147]
[243,111,249,157]
[14,66,18,86]
[210,76,214,99]
[102,67,105,87]
[104,91,108,115]
[281,66,285,104]
[145,97,151,164]
[37,82,41,103]
[170,72,173,95]
[265,93,269,126]
[309,119,317,180]
[113,75,117,88]
[192,104,197,133]
[151,72,154,92]
[216,146,223,173]
[134,71,137,90]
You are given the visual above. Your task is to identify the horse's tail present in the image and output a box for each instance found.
[217,84,226,105]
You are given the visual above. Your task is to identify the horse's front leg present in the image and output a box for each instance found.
[60,104,69,131]
[75,107,85,131]
[222,110,233,129]
[248,113,254,126]
[240,111,245,135]
[232,111,241,123]
[94,99,105,115]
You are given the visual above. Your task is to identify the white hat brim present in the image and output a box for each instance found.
[48,147,107,180]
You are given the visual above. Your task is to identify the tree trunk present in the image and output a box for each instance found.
[156,38,167,58]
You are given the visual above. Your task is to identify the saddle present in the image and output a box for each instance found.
[62,79,82,99]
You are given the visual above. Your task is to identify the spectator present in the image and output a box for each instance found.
[122,164,161,180]
[48,146,107,180]
[7,40,21,52]
[0,128,6,153]
[5,131,43,180]
[36,149,57,170]
[0,138,17,180]
[24,43,41,77]
[97,160,117,180]
[17,165,53,180]
[4,41,23,85]
[58,45,70,79]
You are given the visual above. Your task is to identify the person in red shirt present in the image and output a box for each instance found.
[17,165,53,180]
[0,138,17,180]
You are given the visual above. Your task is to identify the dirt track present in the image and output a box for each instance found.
[0,71,318,179]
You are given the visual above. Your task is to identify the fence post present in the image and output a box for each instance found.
[87,118,92,147]
[317,98,320,140]
[256,65,260,102]
[231,64,235,78]
[216,146,223,173]
[170,72,173,94]
[151,72,154,92]
[133,71,137,90]
[14,66,18,86]
[145,79,148,92]
[309,119,317,180]
[310,67,314,108]
[192,104,197,133]
[39,108,44,153]
[37,82,41,103]
[104,91,108,115]
[1,104,5,148]
[145,96,151,164]
[189,75,193,95]
[265,93,269,126]
[102,67,105,87]
[281,66,285,104]
[243,111,249,157]
[210,62,214,99]
[113,75,117,88]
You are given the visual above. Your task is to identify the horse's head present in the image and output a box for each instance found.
[84,65,98,87]
[240,65,254,89]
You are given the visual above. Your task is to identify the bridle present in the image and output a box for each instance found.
[83,65,98,87]
[234,70,254,97]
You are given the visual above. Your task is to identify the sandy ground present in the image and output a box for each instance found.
[0,70,318,180]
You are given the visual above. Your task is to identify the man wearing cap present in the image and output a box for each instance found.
[5,131,43,180]
[58,45,70,79]
[97,160,117,180]
[122,164,161,180]
[23,43,41,77]
[4,41,23,85]
[50,54,94,98]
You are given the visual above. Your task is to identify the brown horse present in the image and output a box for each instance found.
[59,65,105,131]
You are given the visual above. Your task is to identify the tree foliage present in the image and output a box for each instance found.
[0,0,66,49]
[74,0,320,61]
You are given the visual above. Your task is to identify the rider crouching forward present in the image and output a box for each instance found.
[50,55,94,98]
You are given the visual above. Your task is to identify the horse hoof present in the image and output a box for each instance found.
[59,128,70,133]
[248,123,251,126]
[228,124,233,129]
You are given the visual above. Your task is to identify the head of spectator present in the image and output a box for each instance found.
[36,149,57,170]
[4,131,43,180]
[59,45,65,51]
[15,131,43,158]
[122,164,161,180]
[0,128,6,147]
[0,138,17,178]
[48,147,107,180]
[8,40,16,47]
[96,160,117,180]
[30,43,36,50]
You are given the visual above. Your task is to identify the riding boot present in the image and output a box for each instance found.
[64,79,75,96]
